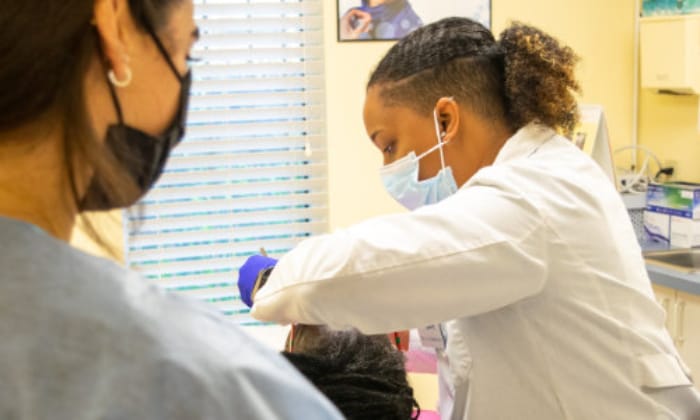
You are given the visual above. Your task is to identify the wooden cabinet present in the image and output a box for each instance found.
[676,290,700,383]
[652,284,700,387]
[653,284,677,333]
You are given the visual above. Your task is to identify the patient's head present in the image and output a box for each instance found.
[282,325,419,420]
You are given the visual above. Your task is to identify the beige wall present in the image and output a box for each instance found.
[322,3,405,230]
[323,1,638,230]
[639,90,700,181]
[70,211,124,262]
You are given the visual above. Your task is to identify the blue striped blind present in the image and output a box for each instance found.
[124,0,327,330]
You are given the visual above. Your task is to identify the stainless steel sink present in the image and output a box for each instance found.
[644,249,700,273]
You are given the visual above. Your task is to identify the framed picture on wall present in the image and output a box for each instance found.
[338,0,491,42]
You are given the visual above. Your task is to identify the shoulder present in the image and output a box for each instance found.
[0,219,341,419]
[129,308,342,419]
[467,132,607,199]
[131,295,342,419]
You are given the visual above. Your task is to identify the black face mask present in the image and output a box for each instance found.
[80,27,192,211]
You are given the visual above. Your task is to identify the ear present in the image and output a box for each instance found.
[93,0,131,83]
[435,97,460,143]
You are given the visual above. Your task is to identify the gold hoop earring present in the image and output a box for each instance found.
[107,67,132,88]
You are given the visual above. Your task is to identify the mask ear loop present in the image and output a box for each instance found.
[433,109,446,169]
[143,22,185,83]
[93,27,125,125]
[105,73,125,124]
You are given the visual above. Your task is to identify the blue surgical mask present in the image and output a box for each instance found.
[379,109,459,210]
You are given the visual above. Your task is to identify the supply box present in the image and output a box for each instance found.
[646,182,700,218]
[645,182,700,247]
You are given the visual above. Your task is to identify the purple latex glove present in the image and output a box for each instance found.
[238,254,278,307]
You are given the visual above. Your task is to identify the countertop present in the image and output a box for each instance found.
[646,263,700,295]
[642,242,700,295]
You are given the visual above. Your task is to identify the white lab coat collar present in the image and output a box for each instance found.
[492,123,558,166]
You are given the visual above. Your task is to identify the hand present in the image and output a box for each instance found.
[237,254,278,308]
[339,9,372,40]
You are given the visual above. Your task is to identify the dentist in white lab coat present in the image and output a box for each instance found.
[240,18,700,419]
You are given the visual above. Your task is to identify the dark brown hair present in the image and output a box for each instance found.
[282,326,419,420]
[368,18,581,136]
[0,0,181,252]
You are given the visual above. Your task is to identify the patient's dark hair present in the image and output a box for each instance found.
[282,326,419,420]
[368,17,580,136]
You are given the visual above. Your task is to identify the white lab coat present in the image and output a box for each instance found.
[253,124,700,419]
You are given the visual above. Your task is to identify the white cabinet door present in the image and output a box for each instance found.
[676,291,700,385]
[652,284,677,335]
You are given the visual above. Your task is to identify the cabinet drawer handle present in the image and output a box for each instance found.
[675,300,686,346]
[660,297,673,333]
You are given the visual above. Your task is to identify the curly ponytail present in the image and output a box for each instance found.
[499,22,581,136]
[367,18,581,136]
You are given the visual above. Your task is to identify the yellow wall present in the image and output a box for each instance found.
[322,4,404,230]
[639,90,700,181]
[70,210,125,262]
[323,1,639,230]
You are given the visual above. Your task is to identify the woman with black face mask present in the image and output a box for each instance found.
[0,1,342,419]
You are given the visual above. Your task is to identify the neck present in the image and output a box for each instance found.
[451,114,513,187]
[0,125,77,241]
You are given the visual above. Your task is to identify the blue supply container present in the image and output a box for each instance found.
[644,0,700,15]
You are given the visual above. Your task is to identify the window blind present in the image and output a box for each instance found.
[124,0,327,330]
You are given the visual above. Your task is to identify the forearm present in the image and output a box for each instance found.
[252,190,548,333]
